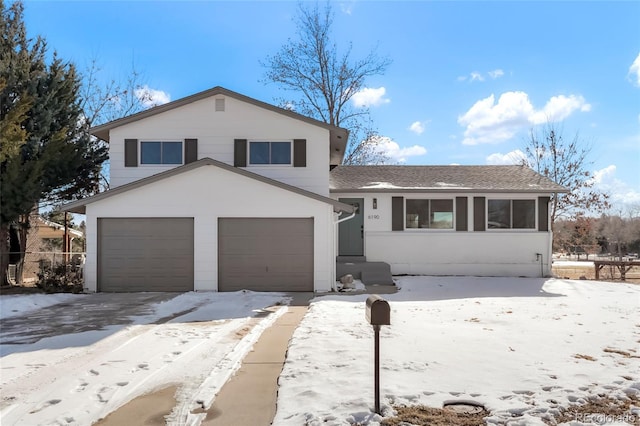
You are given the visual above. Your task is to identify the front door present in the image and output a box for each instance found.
[338,198,364,256]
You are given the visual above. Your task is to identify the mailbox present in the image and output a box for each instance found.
[366,295,390,326]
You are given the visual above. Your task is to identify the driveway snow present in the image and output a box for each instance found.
[1,278,638,426]
[0,291,289,425]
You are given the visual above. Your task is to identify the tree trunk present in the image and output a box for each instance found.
[0,224,9,286]
[17,218,29,285]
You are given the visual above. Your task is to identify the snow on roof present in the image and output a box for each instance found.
[330,165,568,193]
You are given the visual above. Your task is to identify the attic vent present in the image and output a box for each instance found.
[215,98,225,112]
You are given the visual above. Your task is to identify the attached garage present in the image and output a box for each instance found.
[98,218,194,292]
[218,218,313,292]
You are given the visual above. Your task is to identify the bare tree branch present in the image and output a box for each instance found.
[261,1,391,164]
[522,121,610,229]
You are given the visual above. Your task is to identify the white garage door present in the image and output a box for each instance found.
[218,218,313,292]
[98,218,194,292]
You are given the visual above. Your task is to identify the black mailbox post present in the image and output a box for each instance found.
[365,295,390,414]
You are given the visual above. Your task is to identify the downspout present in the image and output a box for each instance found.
[332,210,358,291]
[336,210,356,224]
[536,253,544,278]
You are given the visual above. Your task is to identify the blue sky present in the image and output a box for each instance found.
[21,0,640,212]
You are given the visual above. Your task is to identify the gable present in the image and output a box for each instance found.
[91,86,349,165]
[62,158,354,215]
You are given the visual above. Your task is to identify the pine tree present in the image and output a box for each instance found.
[0,0,107,284]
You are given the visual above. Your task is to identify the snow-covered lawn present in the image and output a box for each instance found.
[274,277,640,425]
[1,277,638,426]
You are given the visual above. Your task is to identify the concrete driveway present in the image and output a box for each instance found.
[0,293,179,346]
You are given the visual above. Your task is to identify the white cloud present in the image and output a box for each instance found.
[135,85,171,108]
[408,120,429,135]
[488,69,504,79]
[628,53,640,87]
[470,72,484,82]
[485,149,527,165]
[531,95,591,124]
[351,87,390,108]
[340,2,354,15]
[458,91,591,145]
[591,165,640,209]
[371,136,427,163]
[459,69,504,82]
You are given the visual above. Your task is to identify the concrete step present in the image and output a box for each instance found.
[360,263,394,285]
[336,256,367,263]
[337,261,394,285]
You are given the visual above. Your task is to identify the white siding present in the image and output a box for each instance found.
[84,165,336,292]
[334,193,553,277]
[108,95,330,195]
[365,231,551,277]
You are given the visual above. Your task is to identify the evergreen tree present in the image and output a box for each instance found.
[0,0,107,284]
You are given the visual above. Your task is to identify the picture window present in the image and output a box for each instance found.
[488,199,535,229]
[406,199,454,229]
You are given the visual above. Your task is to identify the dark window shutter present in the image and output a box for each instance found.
[538,196,550,232]
[293,139,306,167]
[234,139,247,167]
[184,138,198,164]
[456,197,468,231]
[124,139,138,167]
[473,197,486,231]
[392,197,404,231]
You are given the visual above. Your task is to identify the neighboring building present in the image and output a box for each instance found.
[8,215,84,284]
[63,86,566,293]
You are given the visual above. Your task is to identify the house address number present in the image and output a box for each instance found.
[368,214,380,220]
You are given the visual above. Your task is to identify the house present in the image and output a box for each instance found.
[330,165,566,278]
[63,87,353,293]
[62,86,566,293]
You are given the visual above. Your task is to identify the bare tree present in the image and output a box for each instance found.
[261,2,391,164]
[78,57,154,191]
[522,121,609,228]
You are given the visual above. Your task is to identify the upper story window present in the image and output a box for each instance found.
[249,141,291,165]
[141,141,182,165]
[488,199,535,229]
[406,199,454,229]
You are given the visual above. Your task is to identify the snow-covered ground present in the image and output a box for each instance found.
[274,277,640,425]
[0,291,289,425]
[1,277,638,426]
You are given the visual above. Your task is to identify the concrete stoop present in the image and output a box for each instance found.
[337,256,394,285]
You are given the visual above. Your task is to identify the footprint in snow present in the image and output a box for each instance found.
[28,399,61,414]
[75,380,89,393]
[513,390,534,395]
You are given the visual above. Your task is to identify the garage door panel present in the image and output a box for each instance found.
[98,218,194,292]
[218,218,313,292]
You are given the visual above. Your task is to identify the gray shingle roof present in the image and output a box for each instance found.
[330,165,568,193]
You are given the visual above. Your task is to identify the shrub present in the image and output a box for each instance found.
[37,264,83,293]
